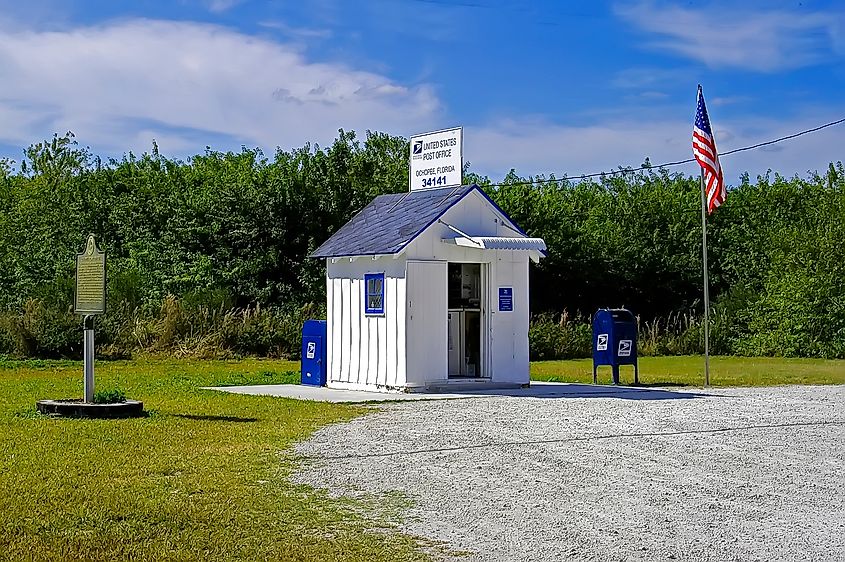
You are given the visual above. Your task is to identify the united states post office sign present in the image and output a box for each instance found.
[409,127,462,191]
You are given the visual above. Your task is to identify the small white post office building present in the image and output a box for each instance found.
[311,184,546,392]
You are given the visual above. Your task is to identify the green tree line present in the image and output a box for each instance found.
[0,131,842,358]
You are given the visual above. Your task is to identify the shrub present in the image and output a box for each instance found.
[20,298,80,358]
[638,312,700,356]
[0,294,327,360]
[0,312,28,357]
[529,311,591,360]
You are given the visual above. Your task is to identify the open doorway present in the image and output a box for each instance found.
[448,263,485,378]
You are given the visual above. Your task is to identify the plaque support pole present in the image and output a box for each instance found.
[83,315,95,403]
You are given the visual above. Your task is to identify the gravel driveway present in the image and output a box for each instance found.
[294,384,845,561]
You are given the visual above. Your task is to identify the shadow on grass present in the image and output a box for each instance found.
[170,413,259,423]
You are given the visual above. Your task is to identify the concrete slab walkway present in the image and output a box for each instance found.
[205,382,707,403]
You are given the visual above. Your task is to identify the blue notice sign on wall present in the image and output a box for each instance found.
[498,287,513,311]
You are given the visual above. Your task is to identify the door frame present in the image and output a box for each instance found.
[445,261,491,379]
[480,262,491,379]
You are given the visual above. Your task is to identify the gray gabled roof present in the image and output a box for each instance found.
[311,184,479,258]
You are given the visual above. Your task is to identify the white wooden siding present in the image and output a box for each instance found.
[327,276,341,382]
[350,277,361,384]
[489,251,530,383]
[405,260,448,387]
[513,253,531,381]
[395,275,407,386]
[385,276,399,387]
[490,256,514,381]
[326,258,407,391]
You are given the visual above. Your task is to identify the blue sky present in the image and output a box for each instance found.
[0,0,843,184]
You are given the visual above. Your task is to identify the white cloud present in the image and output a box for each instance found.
[205,0,245,14]
[611,67,690,89]
[709,96,750,107]
[615,2,843,71]
[257,20,333,40]
[0,18,440,155]
[629,90,669,101]
[466,115,845,185]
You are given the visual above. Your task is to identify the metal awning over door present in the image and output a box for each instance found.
[441,235,547,261]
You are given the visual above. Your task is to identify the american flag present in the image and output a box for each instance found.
[693,86,725,213]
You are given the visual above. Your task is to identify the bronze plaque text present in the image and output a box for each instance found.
[75,234,106,315]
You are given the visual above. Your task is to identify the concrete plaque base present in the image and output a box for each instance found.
[36,399,145,419]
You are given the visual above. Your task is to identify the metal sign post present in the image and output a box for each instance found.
[83,315,95,402]
[75,234,106,402]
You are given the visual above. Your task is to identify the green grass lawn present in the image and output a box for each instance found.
[531,355,845,387]
[0,358,430,562]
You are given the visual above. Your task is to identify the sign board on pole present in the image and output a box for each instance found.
[409,126,463,191]
[75,234,106,315]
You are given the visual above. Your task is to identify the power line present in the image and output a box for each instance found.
[721,117,845,156]
[482,116,845,188]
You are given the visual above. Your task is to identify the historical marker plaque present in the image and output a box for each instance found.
[75,234,106,315]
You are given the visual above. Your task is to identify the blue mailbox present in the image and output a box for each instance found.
[592,308,639,385]
[301,320,327,386]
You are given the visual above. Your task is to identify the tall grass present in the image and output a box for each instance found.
[0,299,834,361]
[528,311,592,360]
[0,296,322,360]
[529,307,737,360]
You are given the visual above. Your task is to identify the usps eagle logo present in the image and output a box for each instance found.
[596,334,608,351]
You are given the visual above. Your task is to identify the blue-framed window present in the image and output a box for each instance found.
[364,273,385,315]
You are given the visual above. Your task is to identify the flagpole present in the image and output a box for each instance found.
[699,169,711,386]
